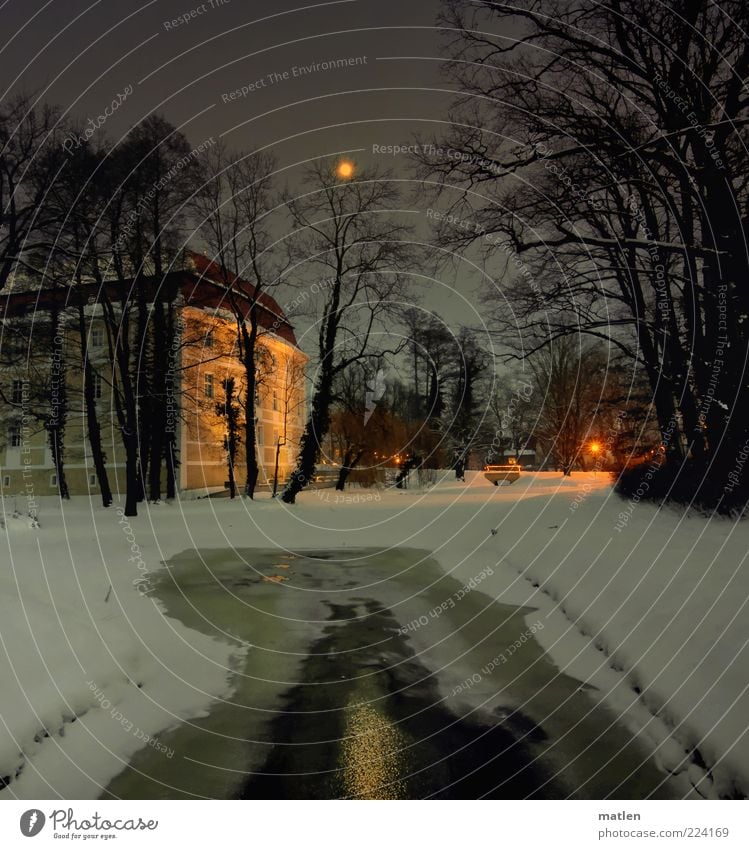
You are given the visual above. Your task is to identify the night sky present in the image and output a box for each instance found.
[1,0,498,354]
[5,2,725,459]
[3,1,443,153]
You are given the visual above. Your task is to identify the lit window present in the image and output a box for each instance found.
[93,373,103,399]
[204,373,214,398]
[8,425,21,447]
[91,327,104,348]
[11,379,24,404]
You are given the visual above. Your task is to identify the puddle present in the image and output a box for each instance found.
[103,549,675,800]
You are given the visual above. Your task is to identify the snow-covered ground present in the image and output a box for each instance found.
[0,471,747,798]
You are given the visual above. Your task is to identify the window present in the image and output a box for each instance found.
[204,330,214,349]
[204,373,214,399]
[50,473,57,487]
[91,326,104,348]
[2,475,10,487]
[92,373,103,400]
[11,379,24,404]
[8,425,21,447]
[272,390,279,412]
[89,474,97,486]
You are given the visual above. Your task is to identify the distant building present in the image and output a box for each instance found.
[0,252,307,498]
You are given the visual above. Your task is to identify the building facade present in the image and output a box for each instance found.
[0,253,307,500]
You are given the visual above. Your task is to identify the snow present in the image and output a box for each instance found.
[1,470,747,799]
[0,498,242,798]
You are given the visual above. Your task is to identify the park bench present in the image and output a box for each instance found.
[483,464,521,485]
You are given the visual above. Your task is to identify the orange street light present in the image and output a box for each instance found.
[336,159,355,180]
[589,441,601,455]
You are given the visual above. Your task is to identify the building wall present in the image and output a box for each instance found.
[0,303,307,498]
[0,311,120,505]
[179,306,306,491]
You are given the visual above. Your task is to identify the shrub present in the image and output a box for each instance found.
[614,455,748,517]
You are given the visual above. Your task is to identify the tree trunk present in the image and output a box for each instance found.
[135,285,150,503]
[242,357,260,498]
[147,298,168,502]
[241,308,260,499]
[282,368,333,504]
[75,302,112,507]
[335,449,363,491]
[165,441,177,500]
[123,431,139,517]
[101,287,140,518]
[227,458,237,499]
[164,302,179,499]
[48,310,69,499]
[148,421,163,501]
[83,361,112,507]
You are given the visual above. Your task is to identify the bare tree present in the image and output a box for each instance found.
[194,143,284,499]
[216,377,241,499]
[280,160,412,504]
[484,374,535,464]
[529,338,610,474]
[448,327,491,458]
[0,95,68,291]
[43,142,115,506]
[402,308,457,421]
[421,0,749,506]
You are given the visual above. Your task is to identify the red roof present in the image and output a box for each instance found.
[180,251,298,346]
[0,252,299,347]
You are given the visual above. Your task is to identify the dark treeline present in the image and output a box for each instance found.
[0,96,420,511]
[0,96,256,515]
[417,0,749,513]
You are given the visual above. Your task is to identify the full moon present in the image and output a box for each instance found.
[336,160,354,179]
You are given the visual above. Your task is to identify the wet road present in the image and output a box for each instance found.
[103,548,675,800]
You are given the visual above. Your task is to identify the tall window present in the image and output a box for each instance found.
[205,330,214,349]
[272,389,279,412]
[11,379,23,404]
[92,373,103,399]
[91,326,104,348]
[8,425,21,447]
[204,373,214,399]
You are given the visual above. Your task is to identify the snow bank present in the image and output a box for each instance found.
[1,470,746,798]
[0,497,241,798]
[487,481,749,799]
